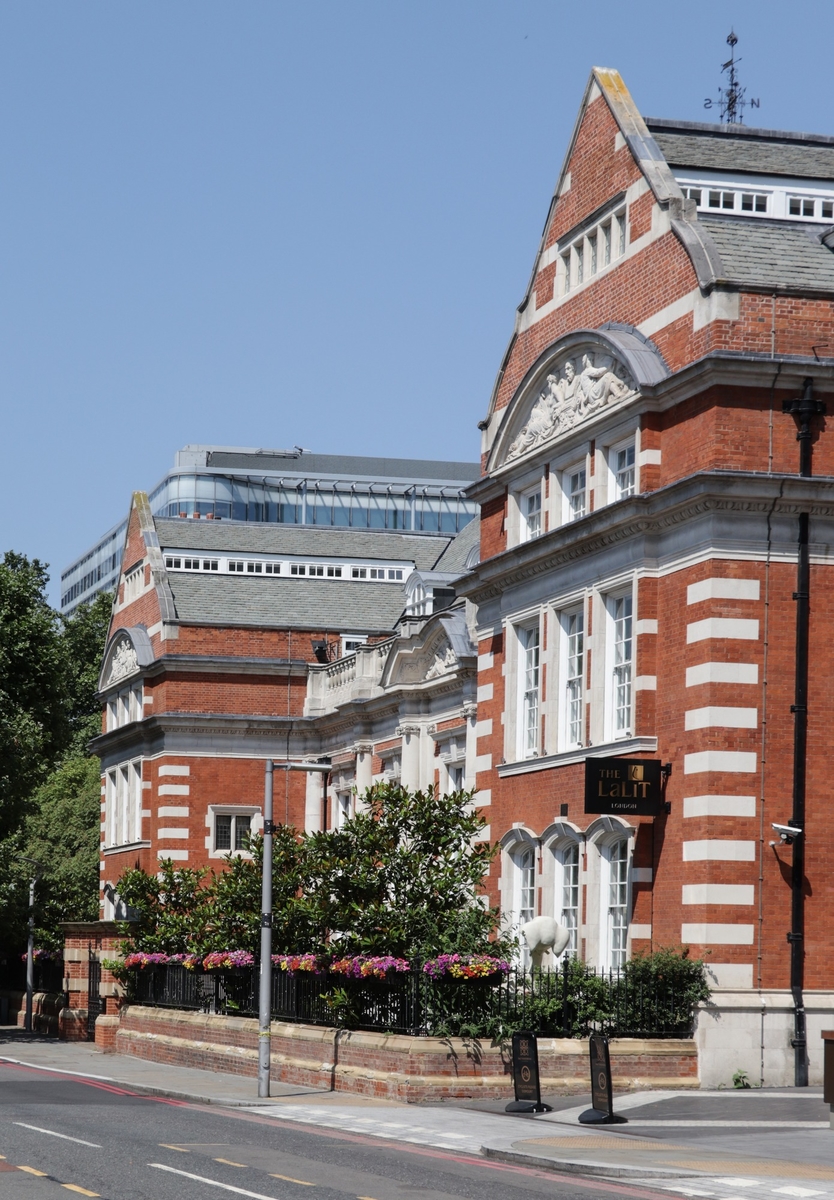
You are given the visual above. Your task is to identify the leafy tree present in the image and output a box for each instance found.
[115,861,215,954]
[21,755,102,949]
[0,554,67,838]
[116,785,504,960]
[302,784,500,958]
[211,826,317,954]
[60,591,112,753]
[0,565,111,956]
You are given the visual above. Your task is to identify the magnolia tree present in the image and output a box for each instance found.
[115,784,505,960]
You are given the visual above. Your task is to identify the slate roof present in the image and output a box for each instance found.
[205,450,480,482]
[155,518,448,571]
[431,516,480,574]
[700,215,834,293]
[647,120,834,181]
[166,573,407,631]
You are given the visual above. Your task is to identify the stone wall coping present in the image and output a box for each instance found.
[116,1027,698,1094]
[62,922,123,935]
[700,990,834,1013]
[125,1006,694,1057]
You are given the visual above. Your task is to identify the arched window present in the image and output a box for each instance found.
[607,837,630,971]
[559,842,581,955]
[516,846,536,927]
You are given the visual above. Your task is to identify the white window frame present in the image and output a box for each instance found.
[207,806,260,859]
[506,839,538,966]
[603,589,634,741]
[509,471,545,547]
[379,750,401,782]
[520,485,543,542]
[557,605,585,751]
[552,839,582,957]
[341,634,368,657]
[601,836,631,971]
[105,759,143,848]
[123,564,144,604]
[610,435,637,502]
[516,620,541,759]
[105,681,144,731]
[335,791,352,829]
[446,761,465,793]
[558,205,627,298]
[562,461,587,524]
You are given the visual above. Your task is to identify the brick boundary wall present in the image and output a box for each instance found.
[1,990,65,1037]
[109,1005,698,1100]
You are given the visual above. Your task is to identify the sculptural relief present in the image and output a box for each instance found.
[107,638,139,684]
[506,351,636,462]
[425,643,456,680]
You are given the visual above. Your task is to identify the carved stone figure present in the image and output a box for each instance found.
[521,915,571,970]
[107,638,138,684]
[506,349,636,462]
[425,644,456,679]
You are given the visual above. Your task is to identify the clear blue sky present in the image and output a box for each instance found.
[1,0,831,604]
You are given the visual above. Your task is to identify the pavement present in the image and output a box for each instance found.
[2,1025,833,1199]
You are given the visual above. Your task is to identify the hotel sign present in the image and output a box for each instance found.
[584,757,663,816]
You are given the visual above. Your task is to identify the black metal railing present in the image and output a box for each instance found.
[0,957,65,995]
[128,957,700,1039]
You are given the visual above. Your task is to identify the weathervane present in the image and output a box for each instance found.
[704,31,760,125]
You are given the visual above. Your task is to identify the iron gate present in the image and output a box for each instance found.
[87,951,102,1041]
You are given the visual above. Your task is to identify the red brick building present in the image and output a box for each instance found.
[456,69,834,1085]
[95,69,834,1084]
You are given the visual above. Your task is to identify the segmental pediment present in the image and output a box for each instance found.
[504,348,637,464]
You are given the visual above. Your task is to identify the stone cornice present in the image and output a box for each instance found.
[459,471,834,604]
[89,711,309,758]
[498,736,659,777]
[146,655,310,679]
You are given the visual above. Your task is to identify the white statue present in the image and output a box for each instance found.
[521,915,571,970]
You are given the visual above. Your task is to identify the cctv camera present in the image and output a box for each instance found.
[771,822,802,844]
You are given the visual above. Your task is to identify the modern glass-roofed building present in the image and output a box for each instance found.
[60,445,480,613]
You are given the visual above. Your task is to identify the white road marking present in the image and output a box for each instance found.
[700,1180,758,1190]
[149,1163,280,1199]
[772,1189,825,1198]
[703,1183,764,1189]
[14,1122,102,1148]
[628,1120,828,1128]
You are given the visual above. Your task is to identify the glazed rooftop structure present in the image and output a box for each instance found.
[60,446,480,613]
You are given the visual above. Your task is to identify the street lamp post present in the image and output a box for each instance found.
[19,857,43,1034]
[257,758,330,1098]
[257,760,274,1099]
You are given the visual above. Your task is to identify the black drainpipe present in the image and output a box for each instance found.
[782,378,825,1088]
